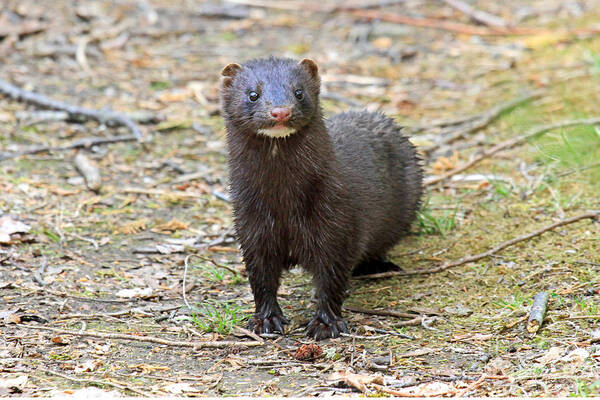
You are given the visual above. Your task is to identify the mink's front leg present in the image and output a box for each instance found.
[306,261,350,340]
[244,251,289,335]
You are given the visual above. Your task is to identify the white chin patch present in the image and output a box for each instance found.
[257,126,296,138]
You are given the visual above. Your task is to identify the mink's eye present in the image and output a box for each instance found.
[294,89,303,100]
[248,91,259,102]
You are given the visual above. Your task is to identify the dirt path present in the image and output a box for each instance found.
[1,0,600,396]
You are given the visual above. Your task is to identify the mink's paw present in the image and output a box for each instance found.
[306,311,348,340]
[247,313,289,335]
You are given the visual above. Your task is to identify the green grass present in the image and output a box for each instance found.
[570,380,600,397]
[191,301,247,335]
[533,124,600,188]
[417,197,458,237]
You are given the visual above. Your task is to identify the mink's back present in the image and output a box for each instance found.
[325,111,422,259]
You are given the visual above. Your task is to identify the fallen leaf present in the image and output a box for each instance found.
[0,216,31,244]
[431,152,459,174]
[295,343,323,361]
[562,348,589,364]
[536,346,564,365]
[152,218,189,233]
[116,219,148,235]
[51,336,71,346]
[116,287,153,299]
[0,375,28,395]
[128,363,170,374]
[329,370,383,393]
[162,382,196,394]
[74,359,102,374]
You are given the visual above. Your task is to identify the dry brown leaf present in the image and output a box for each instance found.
[431,151,459,174]
[74,359,102,373]
[116,219,148,235]
[128,363,170,374]
[372,36,392,49]
[152,218,189,233]
[157,89,190,103]
[329,370,383,393]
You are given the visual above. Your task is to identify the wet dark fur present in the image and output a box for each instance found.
[220,57,423,340]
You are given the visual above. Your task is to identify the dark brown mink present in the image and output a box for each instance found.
[220,57,423,340]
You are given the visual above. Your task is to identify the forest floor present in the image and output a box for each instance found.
[1,0,600,397]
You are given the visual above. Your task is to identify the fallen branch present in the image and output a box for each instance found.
[0,78,144,140]
[40,368,150,396]
[0,135,138,161]
[425,117,600,186]
[422,90,545,155]
[527,291,549,334]
[0,21,48,38]
[356,211,599,279]
[20,324,263,349]
[74,152,102,192]
[440,0,508,28]
[344,305,419,319]
[348,9,600,36]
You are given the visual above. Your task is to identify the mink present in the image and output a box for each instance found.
[220,57,423,340]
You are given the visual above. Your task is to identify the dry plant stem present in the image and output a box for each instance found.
[21,324,263,348]
[440,0,508,28]
[426,117,600,186]
[423,90,545,154]
[0,135,138,161]
[40,368,150,396]
[527,291,549,333]
[344,305,418,319]
[357,211,599,279]
[372,382,457,397]
[348,9,600,36]
[0,78,143,140]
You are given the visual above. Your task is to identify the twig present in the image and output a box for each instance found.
[121,187,205,199]
[40,368,150,396]
[74,152,102,192]
[356,211,599,279]
[0,21,48,38]
[425,117,600,186]
[54,304,182,320]
[0,79,144,140]
[348,9,600,36]
[0,135,138,161]
[330,0,408,12]
[440,0,508,28]
[527,292,549,334]
[344,305,419,319]
[20,324,264,348]
[422,90,544,155]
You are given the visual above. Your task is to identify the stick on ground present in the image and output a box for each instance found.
[440,0,508,28]
[422,90,545,154]
[0,78,144,140]
[0,135,138,161]
[356,211,599,279]
[20,324,263,349]
[425,117,600,186]
[527,291,549,334]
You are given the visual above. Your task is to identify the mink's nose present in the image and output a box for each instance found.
[270,107,291,122]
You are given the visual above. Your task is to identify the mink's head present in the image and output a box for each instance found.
[220,57,321,139]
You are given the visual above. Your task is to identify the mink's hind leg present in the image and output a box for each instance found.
[245,252,289,335]
[306,262,350,340]
[352,258,402,276]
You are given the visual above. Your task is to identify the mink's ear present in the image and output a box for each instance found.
[220,63,242,89]
[298,59,319,79]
